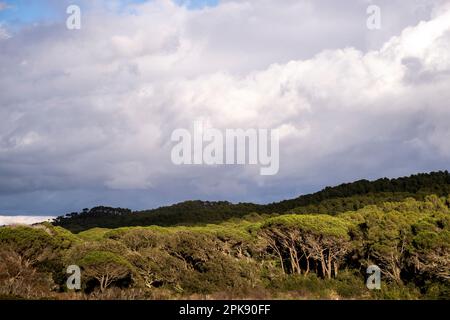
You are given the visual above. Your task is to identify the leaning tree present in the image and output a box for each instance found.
[258,214,352,278]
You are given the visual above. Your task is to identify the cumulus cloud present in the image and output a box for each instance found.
[1,0,450,214]
[0,215,55,226]
[0,26,9,39]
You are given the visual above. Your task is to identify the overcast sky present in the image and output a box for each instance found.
[1,0,450,221]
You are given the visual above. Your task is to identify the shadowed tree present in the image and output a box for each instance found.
[259,215,351,278]
[78,251,132,292]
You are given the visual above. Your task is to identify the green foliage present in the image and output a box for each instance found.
[78,250,131,268]
[261,214,351,238]
[268,272,368,299]
[0,226,56,262]
[54,171,450,232]
[372,283,422,300]
[78,228,111,241]
[1,171,449,299]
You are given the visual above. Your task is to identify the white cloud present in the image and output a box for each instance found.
[0,24,10,40]
[0,215,55,226]
[1,0,450,214]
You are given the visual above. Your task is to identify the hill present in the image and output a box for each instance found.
[2,194,449,299]
[53,171,450,233]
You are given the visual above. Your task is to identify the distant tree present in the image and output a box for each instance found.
[53,171,450,232]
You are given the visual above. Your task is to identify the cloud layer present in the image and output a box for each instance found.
[1,0,450,215]
[0,215,55,226]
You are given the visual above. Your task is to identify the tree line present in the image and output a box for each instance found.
[1,195,449,300]
[53,171,450,233]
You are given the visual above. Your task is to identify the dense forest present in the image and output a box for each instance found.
[0,172,449,300]
[54,171,450,233]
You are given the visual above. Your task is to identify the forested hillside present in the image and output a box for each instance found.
[53,171,450,233]
[1,195,449,300]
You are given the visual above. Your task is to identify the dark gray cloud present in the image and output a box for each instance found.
[1,0,450,217]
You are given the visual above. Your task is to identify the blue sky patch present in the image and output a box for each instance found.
[0,0,219,26]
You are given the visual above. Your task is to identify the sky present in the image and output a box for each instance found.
[1,0,450,223]
[0,0,218,24]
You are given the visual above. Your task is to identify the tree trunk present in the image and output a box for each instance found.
[327,252,332,279]
[100,276,106,292]
[305,258,310,275]
[320,252,328,279]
